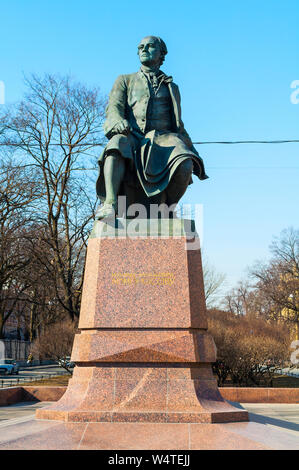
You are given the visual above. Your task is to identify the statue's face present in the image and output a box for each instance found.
[138,36,162,67]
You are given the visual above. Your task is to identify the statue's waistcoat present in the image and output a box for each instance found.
[98,71,208,199]
[104,71,183,138]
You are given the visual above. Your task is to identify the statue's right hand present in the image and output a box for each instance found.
[112,119,130,136]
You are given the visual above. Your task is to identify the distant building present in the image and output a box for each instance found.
[3,313,27,340]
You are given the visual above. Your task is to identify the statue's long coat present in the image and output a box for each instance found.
[97,71,208,200]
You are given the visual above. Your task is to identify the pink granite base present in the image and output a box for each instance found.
[36,223,248,424]
[36,365,248,423]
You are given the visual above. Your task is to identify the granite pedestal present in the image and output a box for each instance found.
[36,219,248,423]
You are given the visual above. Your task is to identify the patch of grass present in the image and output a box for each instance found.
[18,375,71,387]
[272,374,299,388]
[219,374,299,388]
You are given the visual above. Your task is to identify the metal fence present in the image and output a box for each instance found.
[0,370,71,388]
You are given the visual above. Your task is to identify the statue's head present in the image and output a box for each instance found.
[137,36,168,68]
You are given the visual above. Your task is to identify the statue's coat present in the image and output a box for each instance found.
[97,71,208,200]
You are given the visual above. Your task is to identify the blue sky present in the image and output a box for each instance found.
[1,0,298,294]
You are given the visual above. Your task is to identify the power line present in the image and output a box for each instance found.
[1,139,298,172]
[0,139,299,147]
[193,140,299,145]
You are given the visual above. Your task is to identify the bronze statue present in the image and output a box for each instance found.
[96,36,208,219]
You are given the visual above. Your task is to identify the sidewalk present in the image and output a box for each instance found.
[0,402,298,449]
[0,402,49,426]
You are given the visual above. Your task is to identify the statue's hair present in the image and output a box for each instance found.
[155,37,168,65]
[138,36,168,66]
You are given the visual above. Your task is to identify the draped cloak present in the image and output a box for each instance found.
[96,70,208,201]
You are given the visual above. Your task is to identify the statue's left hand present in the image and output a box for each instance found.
[112,119,130,136]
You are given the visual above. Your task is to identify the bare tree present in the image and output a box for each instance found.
[1,74,106,322]
[270,228,299,272]
[223,281,263,317]
[250,228,299,338]
[31,319,77,373]
[18,224,70,341]
[202,255,226,308]
[209,309,290,386]
[0,159,41,337]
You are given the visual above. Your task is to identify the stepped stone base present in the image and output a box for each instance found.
[36,364,248,423]
[36,219,248,424]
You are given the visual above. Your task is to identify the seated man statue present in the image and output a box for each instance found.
[96,35,208,219]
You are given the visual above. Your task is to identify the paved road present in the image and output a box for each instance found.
[0,365,71,388]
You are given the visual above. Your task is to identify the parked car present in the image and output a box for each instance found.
[57,356,75,369]
[0,358,19,375]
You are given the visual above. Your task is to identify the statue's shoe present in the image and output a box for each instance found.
[95,203,117,220]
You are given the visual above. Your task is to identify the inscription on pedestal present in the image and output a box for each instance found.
[111,272,175,286]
